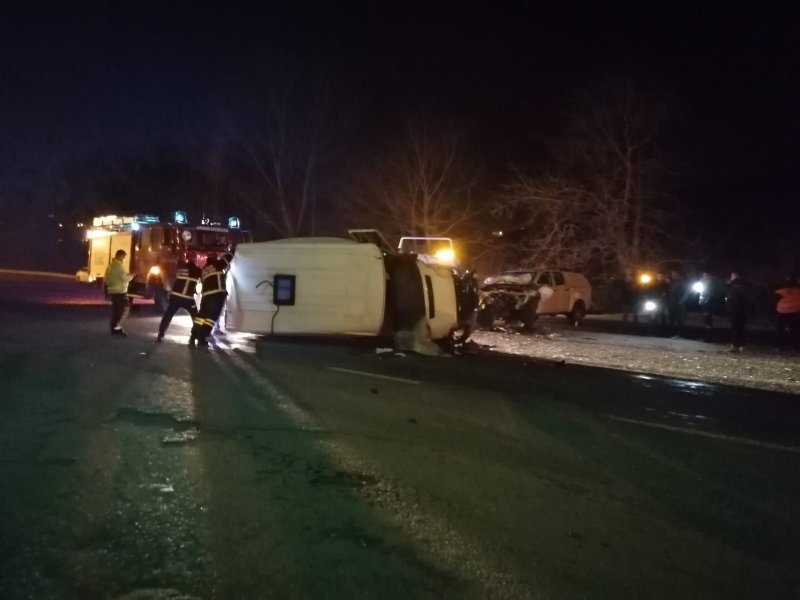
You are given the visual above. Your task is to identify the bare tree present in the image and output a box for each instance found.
[494,173,607,270]
[224,73,332,238]
[348,121,484,245]
[498,78,675,276]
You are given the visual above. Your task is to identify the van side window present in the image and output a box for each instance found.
[537,272,552,286]
[553,272,565,286]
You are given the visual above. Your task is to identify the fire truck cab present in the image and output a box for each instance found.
[85,213,250,311]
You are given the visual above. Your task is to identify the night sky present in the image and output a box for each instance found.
[1,3,797,254]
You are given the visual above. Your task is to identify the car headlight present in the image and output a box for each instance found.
[644,300,658,312]
[691,281,704,294]
[149,266,161,276]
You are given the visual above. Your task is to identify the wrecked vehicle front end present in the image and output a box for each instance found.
[477,272,542,332]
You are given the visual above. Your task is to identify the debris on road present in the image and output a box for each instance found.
[160,428,199,445]
[142,483,175,494]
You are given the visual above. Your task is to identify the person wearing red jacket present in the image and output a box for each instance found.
[775,277,800,350]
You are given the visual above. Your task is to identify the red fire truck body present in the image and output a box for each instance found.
[85,213,250,310]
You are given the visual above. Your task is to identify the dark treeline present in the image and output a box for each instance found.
[3,72,798,282]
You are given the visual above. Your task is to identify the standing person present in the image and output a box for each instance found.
[104,249,134,336]
[190,253,231,348]
[157,257,202,342]
[726,271,751,352]
[775,277,800,350]
[620,271,639,327]
[697,271,715,340]
[655,272,670,332]
[666,269,688,337]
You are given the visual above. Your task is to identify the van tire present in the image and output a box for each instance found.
[568,300,586,326]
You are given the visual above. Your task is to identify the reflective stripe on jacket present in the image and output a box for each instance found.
[776,287,800,314]
[200,257,229,296]
[171,263,202,299]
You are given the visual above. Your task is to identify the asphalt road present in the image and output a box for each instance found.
[1,276,799,599]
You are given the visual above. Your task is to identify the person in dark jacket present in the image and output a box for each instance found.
[190,253,231,348]
[726,271,751,352]
[157,257,202,342]
[620,271,639,326]
[666,269,688,337]
[655,272,670,331]
[697,271,715,340]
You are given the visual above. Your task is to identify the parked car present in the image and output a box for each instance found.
[75,267,95,283]
[478,269,592,330]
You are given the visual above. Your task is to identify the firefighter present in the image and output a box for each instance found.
[156,257,202,342]
[190,253,232,348]
[104,249,134,336]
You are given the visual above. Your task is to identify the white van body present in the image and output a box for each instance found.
[226,237,460,340]
[226,238,387,336]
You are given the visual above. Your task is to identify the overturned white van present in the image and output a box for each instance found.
[225,237,459,342]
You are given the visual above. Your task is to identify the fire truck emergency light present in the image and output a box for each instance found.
[174,211,188,224]
[86,229,114,240]
[228,216,240,229]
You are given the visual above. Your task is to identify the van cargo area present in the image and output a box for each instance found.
[226,237,459,341]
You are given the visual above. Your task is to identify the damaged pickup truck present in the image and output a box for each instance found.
[477,269,592,331]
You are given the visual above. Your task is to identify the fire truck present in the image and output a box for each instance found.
[85,212,250,311]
